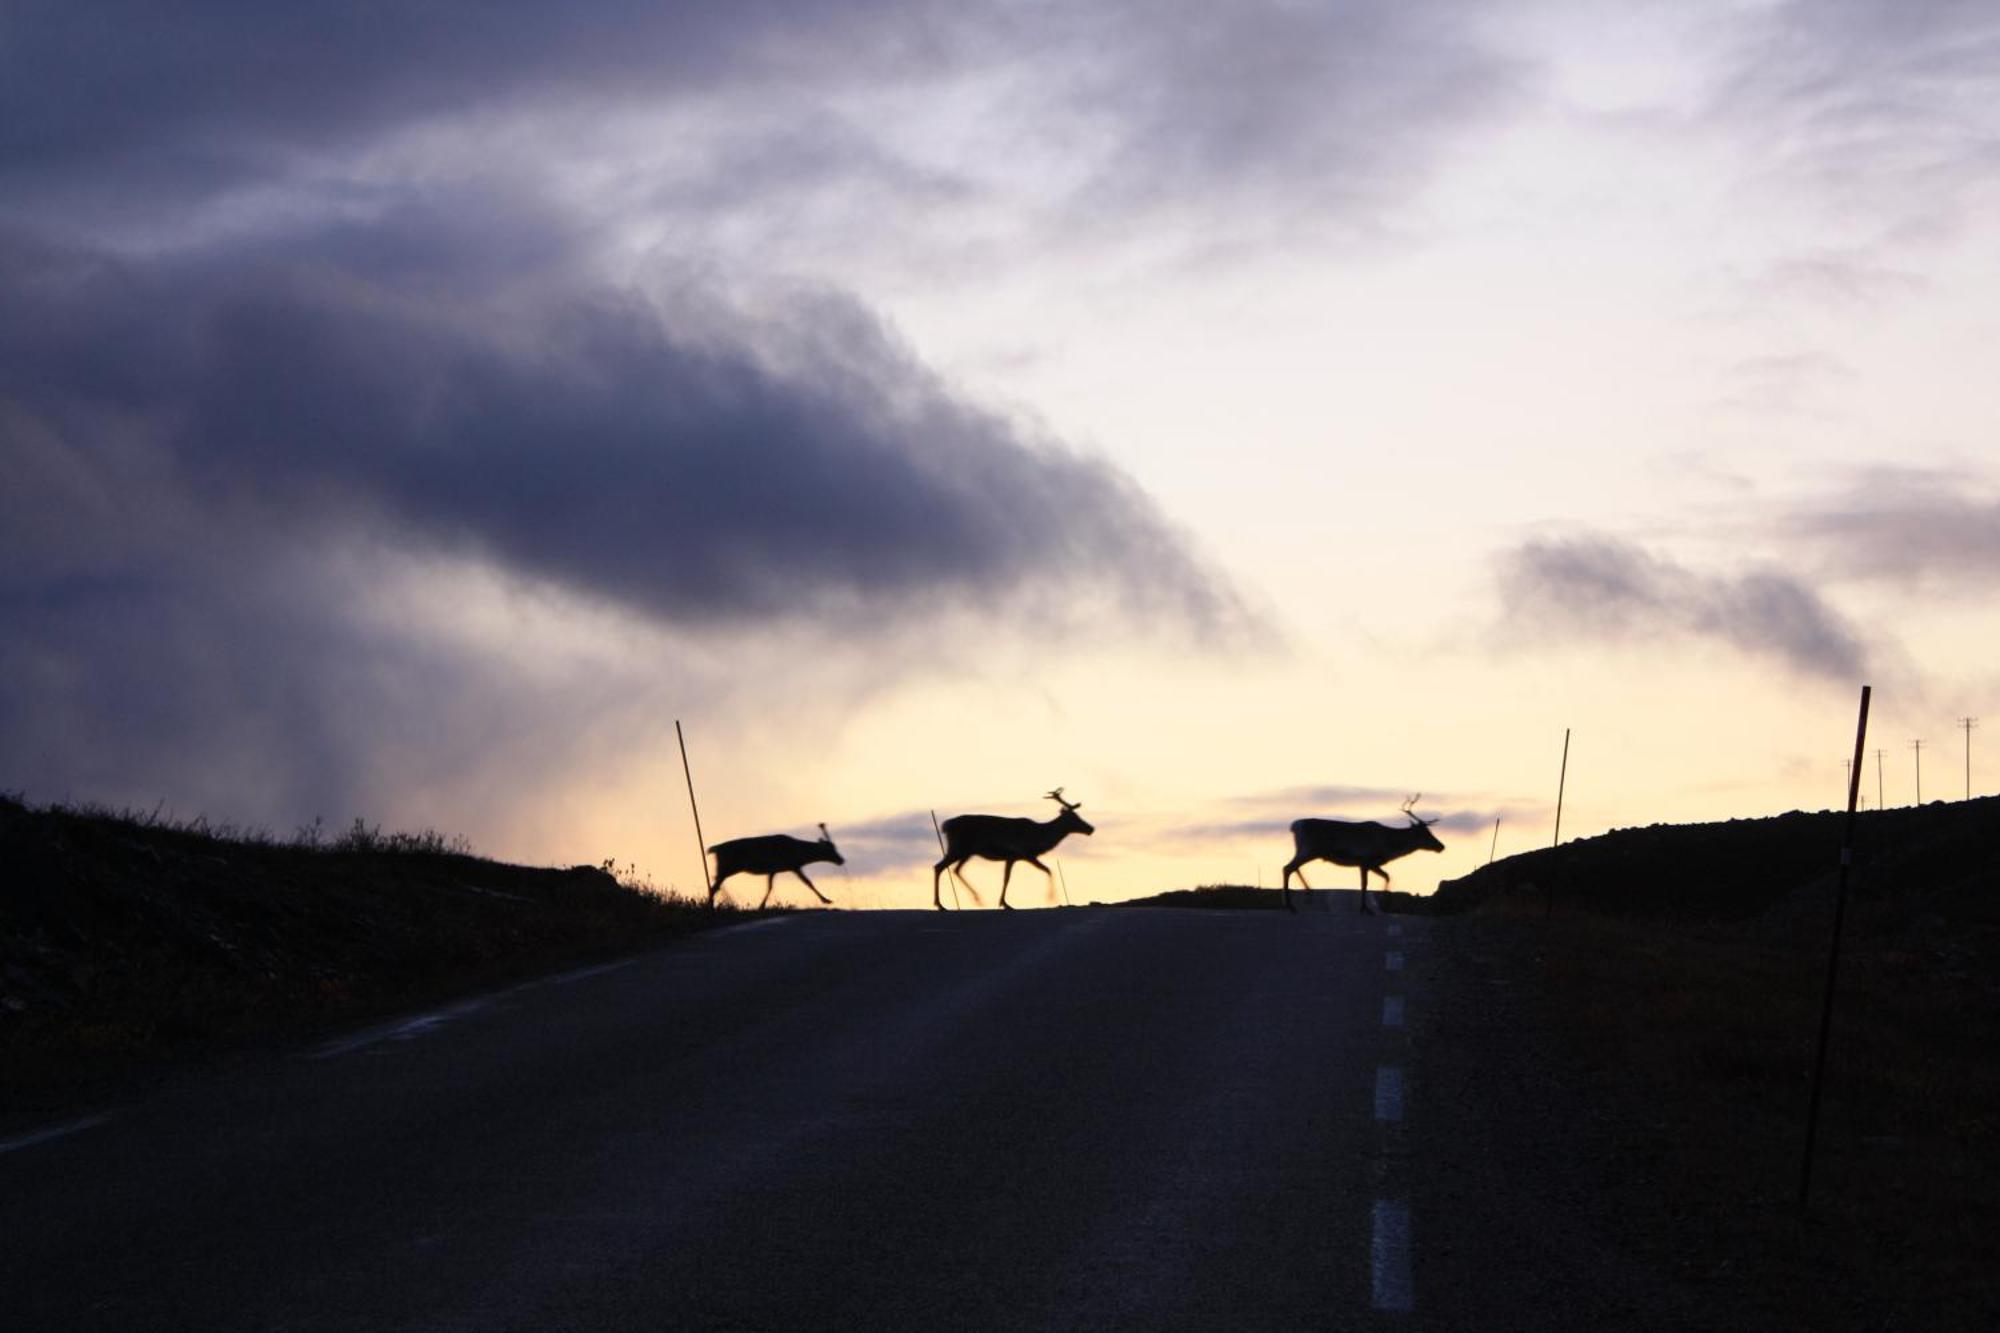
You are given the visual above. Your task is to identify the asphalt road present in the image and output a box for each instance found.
[2,900,1423,1331]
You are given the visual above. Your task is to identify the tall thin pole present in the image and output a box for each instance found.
[1552,728,1571,848]
[1548,728,1570,918]
[1057,860,1072,907]
[1911,738,1924,805]
[930,809,959,911]
[1488,817,1501,866]
[1875,748,1884,811]
[675,720,713,904]
[1800,684,1871,1211]
[1962,718,1979,800]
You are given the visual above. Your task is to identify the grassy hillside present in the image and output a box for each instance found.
[0,796,723,1098]
[1432,794,2000,923]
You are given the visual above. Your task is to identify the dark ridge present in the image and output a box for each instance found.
[1432,794,2000,923]
[0,794,725,1099]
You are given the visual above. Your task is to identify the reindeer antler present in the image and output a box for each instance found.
[1401,793,1436,826]
[818,822,832,841]
[1046,787,1080,811]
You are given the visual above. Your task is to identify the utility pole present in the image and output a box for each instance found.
[1962,718,1979,800]
[1911,738,1925,805]
[1488,816,1501,866]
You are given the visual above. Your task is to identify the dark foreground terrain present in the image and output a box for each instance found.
[5,796,1995,1328]
[1,796,719,1107]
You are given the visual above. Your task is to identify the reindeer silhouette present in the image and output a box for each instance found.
[932,789,1093,910]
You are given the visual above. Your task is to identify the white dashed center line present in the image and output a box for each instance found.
[1381,995,1405,1028]
[1374,1065,1405,1122]
[1371,1199,1415,1312]
[1384,950,1404,972]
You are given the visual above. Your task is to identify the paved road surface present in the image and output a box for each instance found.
[2,902,1422,1330]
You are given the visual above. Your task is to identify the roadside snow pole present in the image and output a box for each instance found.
[1800,684,1872,1212]
[930,808,960,911]
[1488,817,1501,866]
[1057,859,1072,907]
[1547,728,1570,917]
[675,720,714,906]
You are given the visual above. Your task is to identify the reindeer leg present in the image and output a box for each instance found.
[1358,866,1385,914]
[794,868,831,906]
[758,874,777,910]
[1280,860,1304,913]
[1023,855,1057,904]
[951,862,984,907]
[999,860,1016,910]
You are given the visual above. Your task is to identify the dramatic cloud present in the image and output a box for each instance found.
[0,206,1238,630]
[1787,469,2000,583]
[0,1,1530,258]
[1493,533,1870,682]
[0,191,1248,821]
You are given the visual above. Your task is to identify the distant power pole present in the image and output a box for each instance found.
[1488,816,1501,866]
[1875,748,1885,811]
[1910,738,1924,805]
[1962,718,1979,800]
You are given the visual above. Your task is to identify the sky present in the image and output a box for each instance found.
[4,1,1997,906]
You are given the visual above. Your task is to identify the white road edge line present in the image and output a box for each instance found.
[1385,950,1404,972]
[1374,1066,1405,1122]
[543,959,637,986]
[308,998,491,1059]
[0,1112,114,1156]
[717,915,802,936]
[1382,995,1405,1028]
[1372,1199,1415,1312]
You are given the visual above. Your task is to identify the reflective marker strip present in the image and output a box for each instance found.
[1374,1066,1404,1122]
[1372,1199,1414,1312]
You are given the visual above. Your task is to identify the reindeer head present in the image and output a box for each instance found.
[1401,794,1445,853]
[816,822,845,865]
[1046,788,1095,836]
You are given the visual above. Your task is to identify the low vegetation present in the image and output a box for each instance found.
[0,794,727,1101]
[1415,796,2000,1328]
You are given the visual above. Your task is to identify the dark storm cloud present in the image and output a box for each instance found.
[1,2,1529,247]
[0,207,1238,630]
[0,196,1244,820]
[1492,534,1869,683]
[0,4,889,187]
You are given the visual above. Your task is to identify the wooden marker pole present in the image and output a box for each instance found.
[675,720,714,905]
[1547,727,1570,917]
[1800,685,1871,1212]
